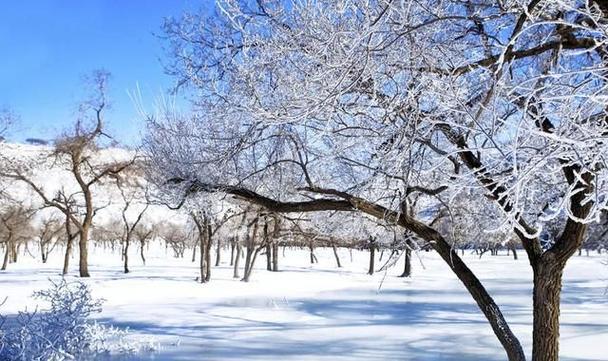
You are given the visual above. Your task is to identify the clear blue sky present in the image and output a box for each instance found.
[0,0,208,145]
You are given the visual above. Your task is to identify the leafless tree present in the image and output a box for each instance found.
[0,70,133,277]
[0,204,34,270]
[36,216,64,264]
[113,165,150,273]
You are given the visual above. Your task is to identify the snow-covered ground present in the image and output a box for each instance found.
[1,244,607,361]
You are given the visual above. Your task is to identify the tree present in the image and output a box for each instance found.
[35,215,64,264]
[146,2,608,360]
[133,223,155,266]
[0,204,34,270]
[0,70,133,277]
[113,164,150,273]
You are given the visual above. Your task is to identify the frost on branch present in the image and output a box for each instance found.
[0,280,157,360]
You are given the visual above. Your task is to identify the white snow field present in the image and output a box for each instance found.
[1,244,607,361]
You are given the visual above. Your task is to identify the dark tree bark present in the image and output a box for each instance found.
[233,243,242,279]
[1,243,9,270]
[230,239,235,266]
[399,248,412,277]
[308,244,317,264]
[271,242,279,271]
[242,244,254,282]
[199,232,206,283]
[123,238,130,274]
[532,257,564,361]
[62,238,72,276]
[215,237,221,267]
[205,222,212,282]
[332,245,342,268]
[368,240,376,275]
[78,224,90,277]
[140,241,146,265]
[265,243,272,271]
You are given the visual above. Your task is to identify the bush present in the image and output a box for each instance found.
[0,280,156,360]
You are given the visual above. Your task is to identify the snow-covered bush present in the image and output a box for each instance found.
[0,279,157,360]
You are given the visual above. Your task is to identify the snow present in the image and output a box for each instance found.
[1,245,607,360]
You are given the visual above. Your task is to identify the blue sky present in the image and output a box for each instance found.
[0,0,209,145]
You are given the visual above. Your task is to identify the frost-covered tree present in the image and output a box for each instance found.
[146,1,608,360]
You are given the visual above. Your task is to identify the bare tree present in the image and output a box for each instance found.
[0,204,34,270]
[36,216,64,264]
[0,70,133,277]
[133,223,155,266]
[113,165,150,273]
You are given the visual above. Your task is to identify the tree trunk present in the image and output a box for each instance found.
[511,246,518,260]
[123,238,130,274]
[1,243,9,270]
[332,245,342,268]
[205,223,212,282]
[230,239,235,266]
[191,243,197,262]
[272,242,279,271]
[309,245,317,264]
[368,244,375,275]
[242,245,254,282]
[233,244,242,279]
[399,248,411,277]
[532,257,564,361]
[430,236,525,361]
[41,242,49,263]
[215,238,221,267]
[11,243,18,263]
[266,243,272,271]
[199,233,206,283]
[140,241,146,265]
[78,228,90,277]
[63,237,73,275]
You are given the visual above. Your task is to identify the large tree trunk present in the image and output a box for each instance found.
[532,257,564,361]
[63,237,73,275]
[78,227,90,277]
[399,248,411,277]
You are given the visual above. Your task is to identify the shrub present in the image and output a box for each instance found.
[0,280,156,360]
